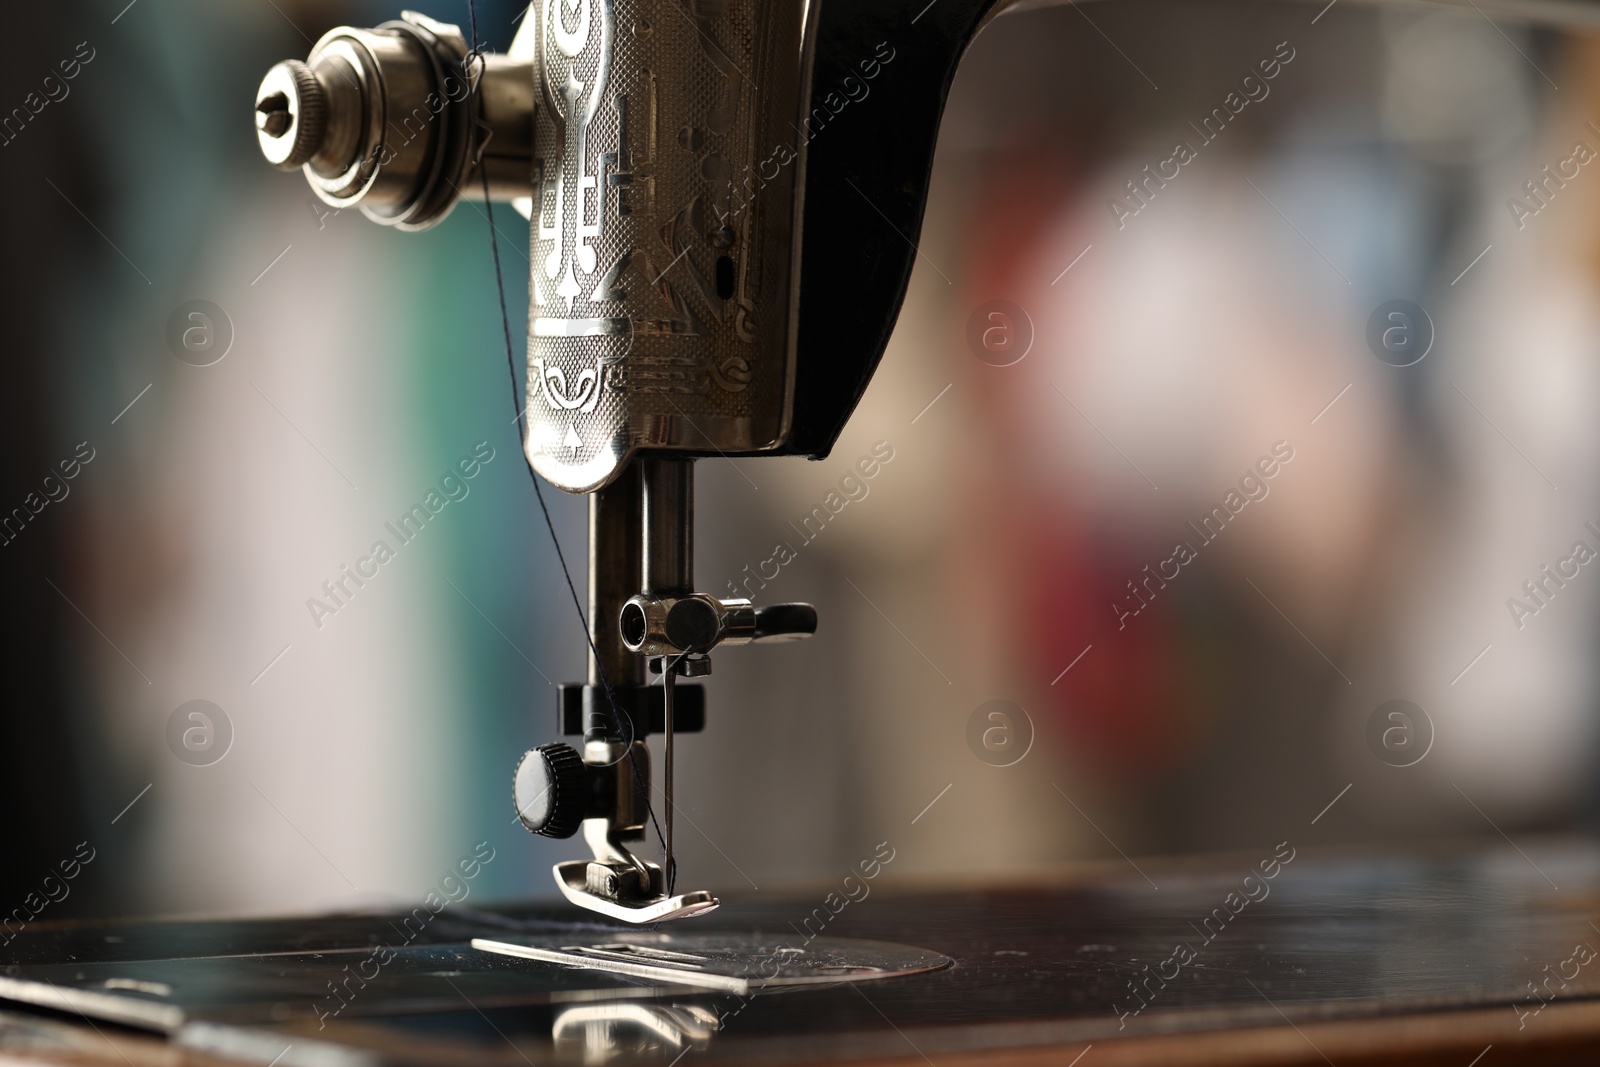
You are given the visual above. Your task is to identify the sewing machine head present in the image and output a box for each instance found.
[252,2,822,477]
[253,0,1000,922]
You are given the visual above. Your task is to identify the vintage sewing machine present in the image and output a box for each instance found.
[8,0,1600,1064]
[247,0,991,925]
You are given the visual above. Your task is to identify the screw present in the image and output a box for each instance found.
[256,92,292,138]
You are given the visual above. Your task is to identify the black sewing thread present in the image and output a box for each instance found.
[463,1,669,866]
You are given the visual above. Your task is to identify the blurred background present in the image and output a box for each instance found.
[3,0,1597,921]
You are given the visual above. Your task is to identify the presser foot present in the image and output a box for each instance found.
[558,817,717,924]
[553,860,719,924]
[517,739,720,923]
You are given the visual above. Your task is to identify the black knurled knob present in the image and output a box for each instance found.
[514,743,587,839]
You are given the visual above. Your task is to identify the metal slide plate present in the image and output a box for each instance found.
[472,932,954,995]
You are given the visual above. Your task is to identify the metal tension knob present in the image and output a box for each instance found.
[252,12,533,230]
[255,59,326,170]
[513,743,587,839]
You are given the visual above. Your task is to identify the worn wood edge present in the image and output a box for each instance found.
[824,998,1600,1067]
